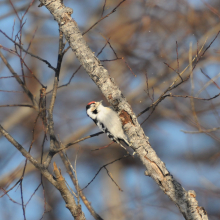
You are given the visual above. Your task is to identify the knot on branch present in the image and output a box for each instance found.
[145,170,150,176]
[197,206,207,217]
[68,204,83,219]
[119,110,134,126]
[60,8,73,25]
[53,162,64,181]
[188,190,196,198]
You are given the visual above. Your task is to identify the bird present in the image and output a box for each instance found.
[86,101,131,151]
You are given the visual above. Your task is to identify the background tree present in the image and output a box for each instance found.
[0,0,220,219]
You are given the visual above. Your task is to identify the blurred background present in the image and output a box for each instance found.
[0,0,220,219]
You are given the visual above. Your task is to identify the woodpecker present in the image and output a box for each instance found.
[86,101,131,151]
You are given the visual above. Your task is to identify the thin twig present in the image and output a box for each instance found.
[0,104,34,108]
[22,0,35,19]
[164,62,183,81]
[20,181,26,220]
[138,92,220,124]
[17,54,45,87]
[101,58,122,62]
[83,0,126,35]
[12,18,15,39]
[0,75,32,79]
[200,69,220,89]
[202,0,220,19]
[104,167,123,191]
[0,179,21,198]
[138,32,219,119]
[189,42,201,131]
[0,90,24,93]
[97,36,111,57]
[60,151,104,220]
[122,57,136,77]
[56,132,104,153]
[46,65,82,94]
[194,31,220,67]
[0,187,22,205]
[82,155,130,190]
[23,27,38,60]
[165,93,220,101]
[0,50,38,109]
[19,113,40,219]
[101,0,107,17]
[181,127,220,134]
[62,45,71,55]
[39,88,48,134]
[10,0,35,83]
[176,41,180,75]
[145,71,154,103]
[0,30,56,71]
[9,0,21,21]
[25,183,41,207]
[91,141,114,151]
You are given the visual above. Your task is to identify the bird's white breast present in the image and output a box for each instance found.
[97,106,125,138]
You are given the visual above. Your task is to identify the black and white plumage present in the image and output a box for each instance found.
[86,101,130,150]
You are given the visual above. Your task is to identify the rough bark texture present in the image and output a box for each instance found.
[39,0,209,219]
[53,163,86,220]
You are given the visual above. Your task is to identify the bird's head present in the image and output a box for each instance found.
[86,101,103,112]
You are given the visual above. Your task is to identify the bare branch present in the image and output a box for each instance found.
[138,92,220,120]
[182,127,220,134]
[0,124,55,184]
[47,65,82,94]
[0,30,56,71]
[164,62,183,81]
[56,131,104,153]
[82,155,130,191]
[104,167,123,191]
[0,104,34,108]
[196,71,220,97]
[0,123,86,218]
[82,0,126,35]
[101,0,107,18]
[25,183,41,207]
[200,69,220,89]
[0,50,38,109]
[59,152,104,220]
[0,187,21,205]
[53,162,86,219]
[138,32,220,118]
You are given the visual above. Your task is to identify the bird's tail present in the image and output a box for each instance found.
[123,139,131,147]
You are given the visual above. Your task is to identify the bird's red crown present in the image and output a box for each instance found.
[87,101,96,106]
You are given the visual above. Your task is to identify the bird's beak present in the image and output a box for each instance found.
[96,100,102,107]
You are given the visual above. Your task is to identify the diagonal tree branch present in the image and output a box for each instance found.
[38,0,209,219]
[0,124,53,182]
[0,124,86,219]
